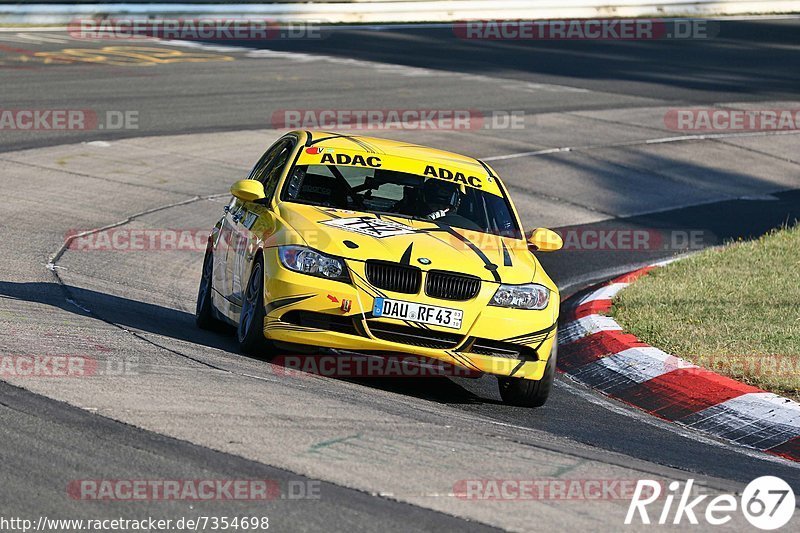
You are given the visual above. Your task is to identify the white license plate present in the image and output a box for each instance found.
[372,298,463,329]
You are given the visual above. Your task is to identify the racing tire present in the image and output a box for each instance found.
[497,340,557,407]
[237,257,272,356]
[196,249,219,330]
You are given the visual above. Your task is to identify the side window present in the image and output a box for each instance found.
[248,138,296,202]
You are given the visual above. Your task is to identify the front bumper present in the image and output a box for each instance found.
[262,250,558,380]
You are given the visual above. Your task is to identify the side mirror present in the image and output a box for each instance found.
[230,179,266,202]
[527,228,563,252]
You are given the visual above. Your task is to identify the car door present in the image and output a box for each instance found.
[226,136,297,309]
[213,196,238,304]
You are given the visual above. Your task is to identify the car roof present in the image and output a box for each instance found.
[301,130,491,175]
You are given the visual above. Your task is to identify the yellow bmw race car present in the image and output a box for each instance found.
[196,131,563,406]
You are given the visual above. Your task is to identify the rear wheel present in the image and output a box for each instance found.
[195,249,219,329]
[238,257,272,356]
[498,340,557,407]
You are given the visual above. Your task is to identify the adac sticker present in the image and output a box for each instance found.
[321,216,415,238]
[321,153,382,168]
[423,165,483,189]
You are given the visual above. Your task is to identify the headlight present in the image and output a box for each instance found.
[278,246,349,282]
[489,283,550,310]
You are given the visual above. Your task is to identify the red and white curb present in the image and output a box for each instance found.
[558,263,800,462]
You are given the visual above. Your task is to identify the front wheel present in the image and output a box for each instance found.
[196,249,219,330]
[498,340,557,407]
[237,257,272,356]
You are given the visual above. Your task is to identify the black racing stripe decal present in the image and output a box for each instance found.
[533,333,554,352]
[307,133,342,146]
[265,327,327,333]
[308,134,375,153]
[346,136,376,153]
[438,225,501,282]
[265,323,313,332]
[313,206,341,219]
[501,240,512,267]
[356,137,383,154]
[353,317,369,337]
[503,322,558,343]
[264,294,315,315]
[353,270,420,332]
[508,359,526,377]
[400,243,413,265]
[448,350,482,371]
[305,131,313,146]
[349,269,384,299]
[509,333,549,345]
[349,269,432,331]
[265,323,323,332]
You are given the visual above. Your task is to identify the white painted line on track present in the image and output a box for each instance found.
[483,129,800,162]
[158,38,595,92]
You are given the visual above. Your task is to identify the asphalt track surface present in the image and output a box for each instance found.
[1,18,800,531]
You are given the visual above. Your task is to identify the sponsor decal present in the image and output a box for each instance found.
[305,146,332,155]
[321,216,415,238]
[424,165,483,189]
[320,153,382,168]
[242,211,259,230]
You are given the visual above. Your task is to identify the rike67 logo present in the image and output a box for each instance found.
[626,477,795,530]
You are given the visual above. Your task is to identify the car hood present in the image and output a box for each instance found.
[276,203,537,284]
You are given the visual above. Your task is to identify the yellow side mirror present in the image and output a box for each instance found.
[230,179,266,202]
[527,228,563,252]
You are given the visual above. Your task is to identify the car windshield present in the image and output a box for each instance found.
[282,164,521,238]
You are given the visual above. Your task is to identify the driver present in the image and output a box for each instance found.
[421,179,462,220]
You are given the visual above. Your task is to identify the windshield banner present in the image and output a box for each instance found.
[296,147,503,197]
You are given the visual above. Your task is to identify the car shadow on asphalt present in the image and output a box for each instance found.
[0,280,488,405]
